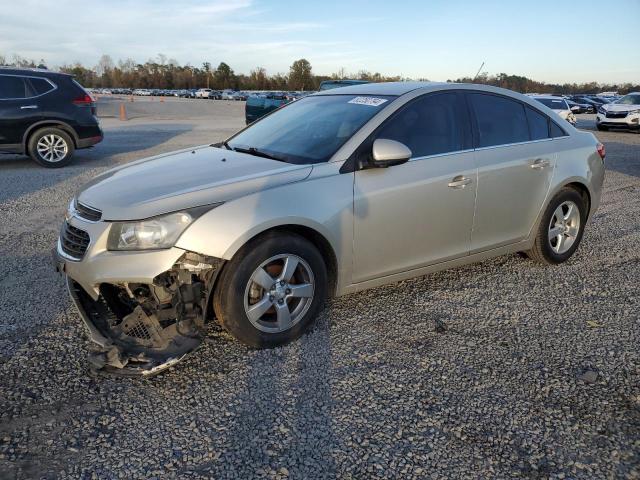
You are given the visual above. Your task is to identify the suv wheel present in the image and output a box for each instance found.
[525,188,587,264]
[214,232,327,348]
[28,128,75,168]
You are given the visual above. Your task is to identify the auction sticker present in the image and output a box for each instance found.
[348,96,388,107]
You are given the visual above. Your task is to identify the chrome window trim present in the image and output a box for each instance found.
[474,137,555,152]
[0,73,57,101]
[408,148,475,162]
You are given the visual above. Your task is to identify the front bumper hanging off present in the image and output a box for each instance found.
[55,249,223,377]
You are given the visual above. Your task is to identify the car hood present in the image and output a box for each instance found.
[602,103,639,112]
[77,145,312,220]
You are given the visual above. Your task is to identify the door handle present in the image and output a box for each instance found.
[530,158,550,169]
[448,175,472,189]
[20,105,38,109]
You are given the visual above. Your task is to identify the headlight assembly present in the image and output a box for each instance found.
[627,109,640,115]
[107,204,221,251]
[597,106,606,115]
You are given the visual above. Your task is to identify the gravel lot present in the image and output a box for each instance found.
[0,102,638,479]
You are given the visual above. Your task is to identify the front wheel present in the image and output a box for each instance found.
[525,188,587,264]
[213,232,327,348]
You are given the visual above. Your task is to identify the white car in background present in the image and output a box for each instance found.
[596,92,640,132]
[195,88,212,99]
[220,90,236,100]
[530,95,576,126]
[133,89,151,96]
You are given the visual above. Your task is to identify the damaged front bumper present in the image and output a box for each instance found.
[56,246,223,376]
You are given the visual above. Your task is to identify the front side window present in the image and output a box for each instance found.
[468,93,529,148]
[616,94,640,105]
[0,75,29,99]
[228,94,396,164]
[375,92,469,157]
[525,106,550,140]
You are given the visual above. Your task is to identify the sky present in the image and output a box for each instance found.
[1,0,639,84]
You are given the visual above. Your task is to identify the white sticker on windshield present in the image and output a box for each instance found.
[348,96,388,107]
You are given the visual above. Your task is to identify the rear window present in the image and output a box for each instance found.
[0,75,29,99]
[535,98,569,110]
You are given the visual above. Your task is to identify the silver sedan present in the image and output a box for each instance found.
[55,82,605,375]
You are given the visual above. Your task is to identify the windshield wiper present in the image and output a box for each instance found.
[210,140,233,150]
[232,146,287,162]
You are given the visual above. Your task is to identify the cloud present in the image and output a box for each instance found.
[0,0,341,73]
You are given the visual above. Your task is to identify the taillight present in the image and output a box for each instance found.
[72,94,94,106]
[596,142,605,161]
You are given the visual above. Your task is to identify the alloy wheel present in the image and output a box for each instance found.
[548,200,581,254]
[244,254,315,333]
[36,134,68,163]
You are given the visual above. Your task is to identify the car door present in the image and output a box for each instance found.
[352,91,476,283]
[466,92,556,252]
[0,74,41,150]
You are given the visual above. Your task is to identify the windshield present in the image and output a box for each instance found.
[536,98,568,110]
[227,94,396,164]
[616,94,640,105]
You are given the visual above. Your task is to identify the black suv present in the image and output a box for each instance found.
[0,68,102,167]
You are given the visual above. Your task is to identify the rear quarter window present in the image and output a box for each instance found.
[550,121,568,138]
[28,77,55,96]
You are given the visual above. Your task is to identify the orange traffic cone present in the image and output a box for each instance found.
[129,95,134,102]
[119,103,127,121]
[160,96,164,103]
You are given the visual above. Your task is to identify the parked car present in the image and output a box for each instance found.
[565,99,594,114]
[319,79,369,91]
[245,92,290,124]
[54,82,605,375]
[195,88,212,99]
[0,67,102,168]
[220,90,236,100]
[530,95,576,125]
[208,90,222,100]
[133,89,151,96]
[596,92,640,131]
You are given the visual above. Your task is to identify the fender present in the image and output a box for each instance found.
[22,119,80,150]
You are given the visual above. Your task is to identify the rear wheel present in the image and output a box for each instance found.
[213,232,327,348]
[28,127,75,168]
[525,188,587,264]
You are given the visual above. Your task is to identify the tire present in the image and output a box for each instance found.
[596,124,608,131]
[28,127,75,168]
[525,188,587,265]
[213,232,328,348]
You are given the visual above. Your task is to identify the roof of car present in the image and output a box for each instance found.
[0,66,71,78]
[312,81,556,100]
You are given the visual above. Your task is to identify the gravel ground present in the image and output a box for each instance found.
[0,106,638,479]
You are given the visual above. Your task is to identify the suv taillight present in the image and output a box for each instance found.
[596,142,605,161]
[72,94,94,105]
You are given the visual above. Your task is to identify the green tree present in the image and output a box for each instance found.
[214,62,235,89]
[288,59,313,91]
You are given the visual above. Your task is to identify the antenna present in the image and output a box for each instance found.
[473,62,485,81]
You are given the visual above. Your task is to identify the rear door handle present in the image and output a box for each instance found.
[20,105,38,110]
[530,158,550,169]
[448,175,472,189]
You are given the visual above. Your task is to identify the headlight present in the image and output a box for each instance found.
[107,204,221,251]
[627,109,640,115]
[597,106,606,114]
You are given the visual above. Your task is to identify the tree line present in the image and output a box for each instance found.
[2,53,638,94]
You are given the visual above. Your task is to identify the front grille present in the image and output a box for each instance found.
[75,201,102,222]
[60,221,90,259]
[606,111,627,119]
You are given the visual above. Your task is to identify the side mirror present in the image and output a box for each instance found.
[370,139,412,168]
[570,106,580,112]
